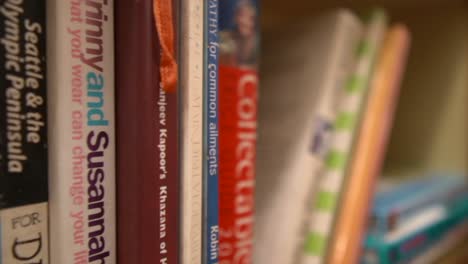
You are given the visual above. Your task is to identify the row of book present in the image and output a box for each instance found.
[1,1,467,264]
[256,7,468,264]
[0,0,258,263]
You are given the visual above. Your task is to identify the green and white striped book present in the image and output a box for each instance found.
[255,9,363,264]
[300,9,388,264]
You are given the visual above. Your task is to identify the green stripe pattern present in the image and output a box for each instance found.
[301,10,388,264]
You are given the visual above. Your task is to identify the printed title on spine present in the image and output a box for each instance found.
[69,0,111,263]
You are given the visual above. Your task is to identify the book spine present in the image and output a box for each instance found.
[218,1,259,263]
[371,179,444,232]
[364,199,468,264]
[393,199,468,262]
[203,0,220,263]
[294,11,364,264]
[327,24,411,264]
[306,16,362,165]
[304,9,364,204]
[0,0,48,262]
[158,73,180,264]
[375,183,466,234]
[302,10,388,264]
[115,0,179,263]
[371,181,432,234]
[372,178,435,209]
[47,0,116,263]
[180,0,204,263]
[158,1,180,261]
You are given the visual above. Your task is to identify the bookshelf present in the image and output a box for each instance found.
[261,0,468,178]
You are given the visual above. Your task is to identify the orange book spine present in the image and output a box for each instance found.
[327,25,411,264]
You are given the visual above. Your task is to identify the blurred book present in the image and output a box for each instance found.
[255,9,363,264]
[362,176,468,264]
[327,23,411,264]
[371,176,467,234]
[218,0,259,263]
[301,9,388,264]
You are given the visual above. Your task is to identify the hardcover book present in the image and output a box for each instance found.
[116,0,179,263]
[0,0,48,262]
[218,0,259,263]
[256,8,364,264]
[47,0,116,262]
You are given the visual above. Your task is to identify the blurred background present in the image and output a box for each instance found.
[255,1,468,263]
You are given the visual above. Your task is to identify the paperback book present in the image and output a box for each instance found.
[0,0,48,262]
[180,0,204,263]
[203,0,220,263]
[47,0,116,262]
[219,0,259,263]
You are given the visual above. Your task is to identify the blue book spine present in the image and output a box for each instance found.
[363,195,468,264]
[373,179,436,209]
[371,176,465,233]
[204,0,220,263]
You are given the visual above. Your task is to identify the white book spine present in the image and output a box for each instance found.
[301,10,387,264]
[288,12,363,264]
[254,10,363,264]
[47,0,116,263]
[296,9,363,261]
[180,0,204,263]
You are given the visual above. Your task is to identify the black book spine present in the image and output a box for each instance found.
[0,0,48,262]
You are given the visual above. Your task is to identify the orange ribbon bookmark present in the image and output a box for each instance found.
[154,0,177,93]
